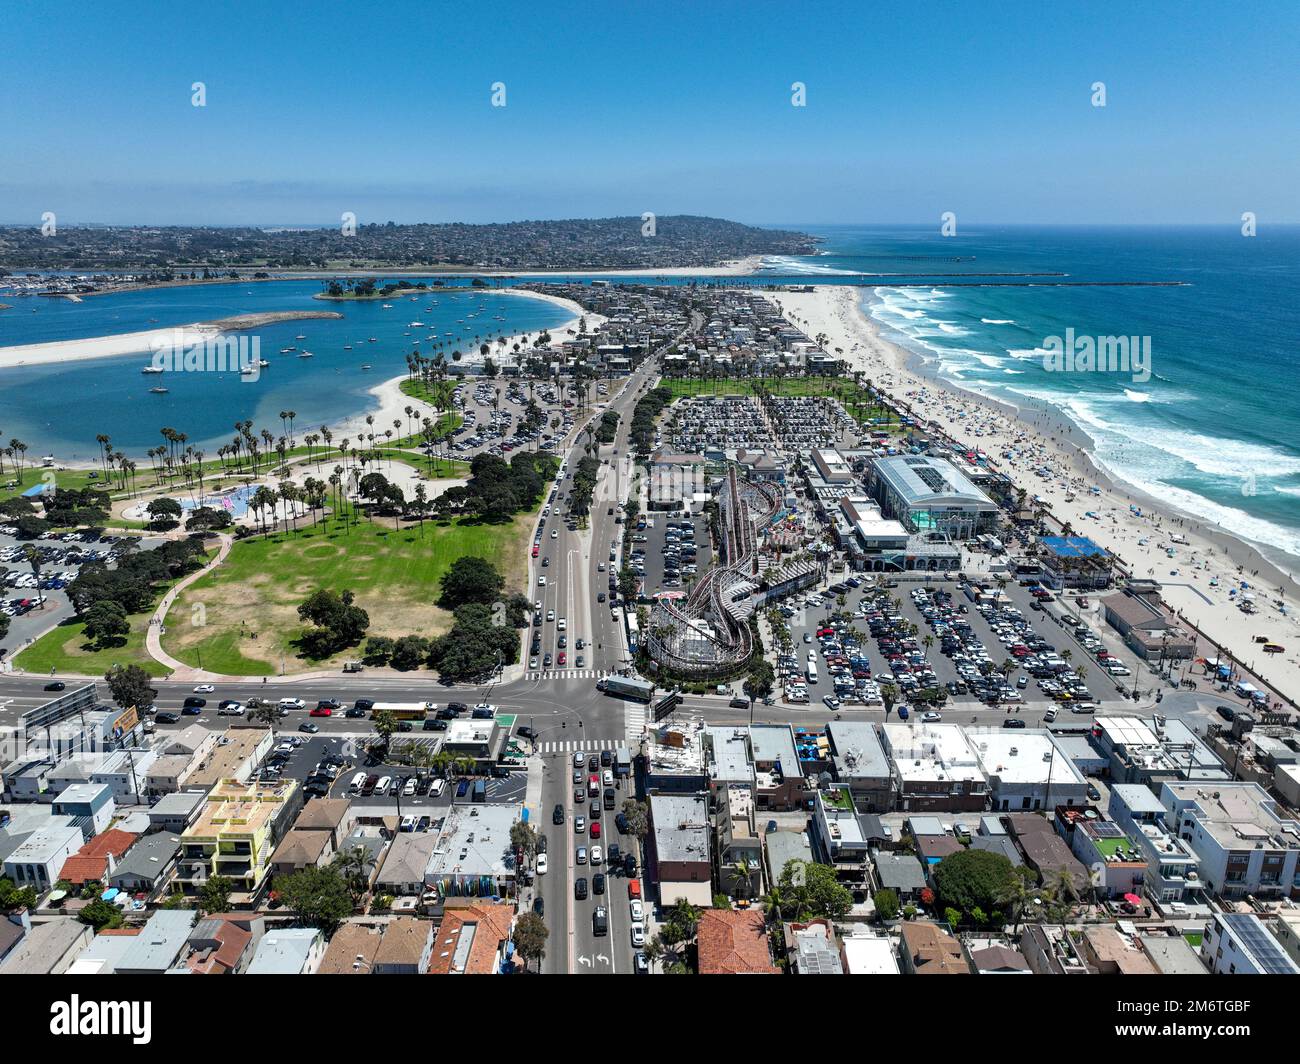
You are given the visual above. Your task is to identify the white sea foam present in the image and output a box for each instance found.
[1123,389,1153,403]
[1007,347,1051,360]
[981,318,1016,325]
[936,322,968,336]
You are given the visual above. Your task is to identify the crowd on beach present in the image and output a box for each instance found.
[772,285,1300,704]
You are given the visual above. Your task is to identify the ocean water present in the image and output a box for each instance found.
[0,282,572,460]
[2,227,1297,570]
[773,224,1300,569]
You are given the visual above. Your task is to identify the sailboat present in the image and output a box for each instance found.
[294,334,306,340]
[298,350,314,358]
[149,385,169,394]
[141,365,164,375]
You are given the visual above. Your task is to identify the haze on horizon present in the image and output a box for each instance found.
[2,0,1297,228]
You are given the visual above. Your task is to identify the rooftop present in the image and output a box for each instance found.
[967,728,1087,788]
[697,909,779,975]
[873,454,995,509]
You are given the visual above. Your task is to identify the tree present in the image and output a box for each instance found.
[103,663,157,712]
[389,634,430,671]
[372,709,398,750]
[78,898,124,931]
[199,874,233,914]
[932,848,1017,922]
[742,660,775,710]
[330,845,373,904]
[873,888,901,921]
[438,555,504,609]
[620,799,649,840]
[145,496,183,529]
[297,588,369,657]
[779,860,853,921]
[0,876,38,912]
[513,910,548,971]
[274,865,353,931]
[510,821,539,861]
[83,599,130,648]
[362,635,394,665]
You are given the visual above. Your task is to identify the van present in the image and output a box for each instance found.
[430,779,446,798]
[278,698,304,711]
[348,772,366,794]
[604,786,616,810]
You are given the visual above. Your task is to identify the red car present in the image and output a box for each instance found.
[590,820,601,839]
[557,651,567,666]
[309,707,332,717]
[531,545,539,557]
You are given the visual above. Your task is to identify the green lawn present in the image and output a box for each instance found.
[0,466,116,502]
[14,613,171,678]
[163,507,533,674]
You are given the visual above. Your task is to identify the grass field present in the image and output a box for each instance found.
[14,614,172,678]
[0,466,117,503]
[661,375,901,426]
[163,506,533,674]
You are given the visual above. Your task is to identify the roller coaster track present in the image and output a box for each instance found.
[647,467,779,675]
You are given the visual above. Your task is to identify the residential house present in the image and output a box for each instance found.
[898,921,971,975]
[107,831,181,897]
[697,909,779,975]
[428,901,518,974]
[246,926,326,974]
[372,916,434,974]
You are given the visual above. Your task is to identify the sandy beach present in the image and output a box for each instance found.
[322,289,604,445]
[0,310,344,369]
[771,285,1300,705]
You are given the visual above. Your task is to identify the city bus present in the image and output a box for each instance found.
[369,701,437,721]
[597,676,653,702]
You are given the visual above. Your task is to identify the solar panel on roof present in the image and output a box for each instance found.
[1090,822,1124,838]
[1226,915,1296,975]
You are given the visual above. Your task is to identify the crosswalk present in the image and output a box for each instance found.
[523,668,612,682]
[623,699,647,740]
[536,737,623,753]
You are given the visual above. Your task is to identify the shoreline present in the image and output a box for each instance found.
[0,255,765,301]
[772,284,1300,703]
[0,310,344,368]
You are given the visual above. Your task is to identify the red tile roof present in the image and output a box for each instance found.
[697,909,779,975]
[428,903,517,975]
[59,829,138,885]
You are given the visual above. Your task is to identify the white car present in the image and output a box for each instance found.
[550,529,558,539]
[922,711,942,723]
[630,922,645,947]
[822,695,841,711]
[557,617,567,632]
[376,776,392,793]
[590,845,603,865]
[403,777,417,796]
[193,684,215,693]
[430,779,446,797]
[536,853,548,875]
[629,899,644,921]
[602,770,613,787]
[538,575,547,587]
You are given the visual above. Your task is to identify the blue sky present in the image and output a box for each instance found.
[2,0,1297,225]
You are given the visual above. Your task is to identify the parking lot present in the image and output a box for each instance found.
[1,528,160,657]
[772,575,1132,713]
[444,377,580,460]
[629,511,711,598]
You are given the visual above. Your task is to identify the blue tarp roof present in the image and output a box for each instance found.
[1040,535,1108,559]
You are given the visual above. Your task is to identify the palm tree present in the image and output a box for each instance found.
[728,856,756,901]
[995,868,1035,936]
[21,545,44,609]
